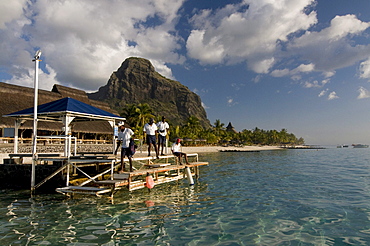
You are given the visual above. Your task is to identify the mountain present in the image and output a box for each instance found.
[88,57,210,127]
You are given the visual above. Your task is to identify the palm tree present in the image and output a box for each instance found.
[182,116,203,140]
[267,130,279,145]
[213,119,225,137]
[121,104,139,128]
[121,103,154,137]
[252,127,267,145]
[199,129,218,144]
[240,129,252,145]
[279,128,289,144]
[136,103,154,129]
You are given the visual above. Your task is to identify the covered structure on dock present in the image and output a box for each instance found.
[4,97,125,155]
[0,82,118,140]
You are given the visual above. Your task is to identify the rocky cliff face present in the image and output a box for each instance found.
[88,57,210,127]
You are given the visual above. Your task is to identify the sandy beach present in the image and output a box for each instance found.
[181,145,282,153]
[132,145,282,158]
[0,144,283,163]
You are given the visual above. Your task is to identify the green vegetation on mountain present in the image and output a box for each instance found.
[88,57,210,127]
[88,57,304,146]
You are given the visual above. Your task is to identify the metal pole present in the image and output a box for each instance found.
[31,51,41,191]
[14,120,19,154]
[165,138,168,154]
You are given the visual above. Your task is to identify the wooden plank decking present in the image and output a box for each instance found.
[55,160,208,196]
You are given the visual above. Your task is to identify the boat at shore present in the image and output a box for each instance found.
[352,144,369,148]
[337,145,349,148]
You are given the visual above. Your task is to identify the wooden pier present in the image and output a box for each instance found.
[41,153,209,196]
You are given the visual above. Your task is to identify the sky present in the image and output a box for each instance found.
[1,0,370,145]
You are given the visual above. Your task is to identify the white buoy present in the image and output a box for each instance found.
[185,166,194,185]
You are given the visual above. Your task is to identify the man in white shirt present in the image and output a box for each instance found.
[143,118,159,158]
[117,122,134,172]
[156,116,169,156]
[171,138,189,165]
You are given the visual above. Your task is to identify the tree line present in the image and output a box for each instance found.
[121,103,304,146]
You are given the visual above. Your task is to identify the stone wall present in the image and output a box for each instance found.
[0,144,114,154]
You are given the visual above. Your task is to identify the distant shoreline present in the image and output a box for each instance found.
[0,144,283,162]
[181,145,282,153]
[0,144,288,153]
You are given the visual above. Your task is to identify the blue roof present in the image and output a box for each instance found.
[5,97,122,120]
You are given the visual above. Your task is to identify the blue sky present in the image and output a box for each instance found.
[1,0,370,145]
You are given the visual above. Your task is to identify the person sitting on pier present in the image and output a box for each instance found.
[143,118,159,158]
[117,122,134,172]
[171,138,189,165]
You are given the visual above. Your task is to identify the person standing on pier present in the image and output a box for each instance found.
[117,122,134,172]
[171,138,189,165]
[143,118,159,158]
[157,116,169,156]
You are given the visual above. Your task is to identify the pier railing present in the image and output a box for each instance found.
[0,137,112,145]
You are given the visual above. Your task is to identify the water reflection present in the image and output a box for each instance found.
[99,183,209,244]
[2,149,370,245]
[0,181,210,245]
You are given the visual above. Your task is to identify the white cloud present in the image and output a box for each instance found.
[359,58,370,80]
[318,89,328,97]
[303,78,330,88]
[323,71,335,78]
[227,97,238,106]
[253,75,263,83]
[187,30,225,64]
[271,63,315,78]
[0,0,186,91]
[2,0,370,95]
[270,68,290,77]
[288,15,370,72]
[293,63,315,73]
[322,79,330,86]
[0,0,27,29]
[187,0,317,72]
[201,102,209,109]
[4,64,59,91]
[328,91,339,100]
[151,59,176,79]
[249,58,275,74]
[357,86,370,99]
[304,80,320,88]
[318,89,338,100]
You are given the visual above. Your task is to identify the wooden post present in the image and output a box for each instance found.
[66,160,70,187]
[14,119,21,154]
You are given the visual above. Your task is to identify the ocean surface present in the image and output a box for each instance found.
[1,147,370,245]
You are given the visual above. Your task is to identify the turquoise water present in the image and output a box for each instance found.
[1,148,370,245]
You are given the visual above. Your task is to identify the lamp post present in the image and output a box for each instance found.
[31,50,41,192]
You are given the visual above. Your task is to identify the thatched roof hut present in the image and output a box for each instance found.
[0,82,119,135]
[226,122,238,133]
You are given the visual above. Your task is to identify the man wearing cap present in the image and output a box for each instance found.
[171,138,189,165]
[143,118,159,158]
[117,122,134,172]
[157,116,169,156]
